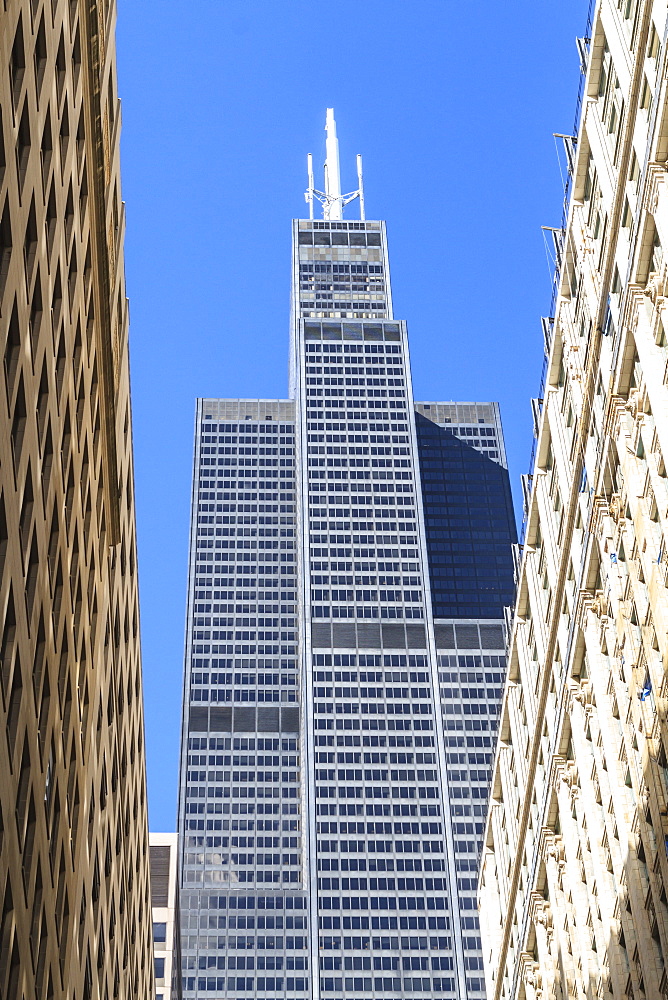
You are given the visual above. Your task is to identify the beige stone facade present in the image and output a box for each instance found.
[0,1,152,999]
[480,1,668,998]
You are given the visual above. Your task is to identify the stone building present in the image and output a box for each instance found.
[480,1,668,998]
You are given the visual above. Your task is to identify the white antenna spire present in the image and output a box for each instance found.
[305,109,365,221]
[324,108,342,220]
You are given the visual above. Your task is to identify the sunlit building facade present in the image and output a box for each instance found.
[479,2,668,999]
[177,114,516,1000]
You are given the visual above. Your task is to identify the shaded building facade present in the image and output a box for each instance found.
[414,404,516,621]
[151,833,183,1000]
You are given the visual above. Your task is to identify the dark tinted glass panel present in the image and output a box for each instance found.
[415,412,517,622]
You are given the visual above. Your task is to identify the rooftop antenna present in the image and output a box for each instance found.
[324,108,343,219]
[306,154,315,220]
[305,108,365,221]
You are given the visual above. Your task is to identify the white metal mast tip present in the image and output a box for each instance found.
[305,110,365,221]
[324,109,342,219]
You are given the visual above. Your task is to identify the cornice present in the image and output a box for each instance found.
[643,161,668,215]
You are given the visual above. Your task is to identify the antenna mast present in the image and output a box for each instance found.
[324,109,342,219]
[305,108,365,221]
[306,154,315,220]
[356,154,365,221]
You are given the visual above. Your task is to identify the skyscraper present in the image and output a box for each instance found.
[178,111,516,1000]
[0,2,152,1000]
[479,2,668,999]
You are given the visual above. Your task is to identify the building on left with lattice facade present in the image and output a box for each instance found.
[0,2,153,999]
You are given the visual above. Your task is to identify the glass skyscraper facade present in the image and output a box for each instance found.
[177,129,517,1000]
[413,404,516,620]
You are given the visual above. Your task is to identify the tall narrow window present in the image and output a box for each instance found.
[0,198,12,305]
[10,15,25,110]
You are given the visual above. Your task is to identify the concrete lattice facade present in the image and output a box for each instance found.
[480,1,668,998]
[0,2,152,999]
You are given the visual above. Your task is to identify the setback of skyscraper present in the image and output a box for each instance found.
[177,113,517,1000]
[413,404,516,621]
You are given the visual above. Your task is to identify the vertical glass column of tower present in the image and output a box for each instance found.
[178,399,307,1000]
[178,114,517,1000]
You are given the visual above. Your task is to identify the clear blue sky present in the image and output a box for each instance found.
[116,0,588,831]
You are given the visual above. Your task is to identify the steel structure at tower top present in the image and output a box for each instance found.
[305,109,365,221]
